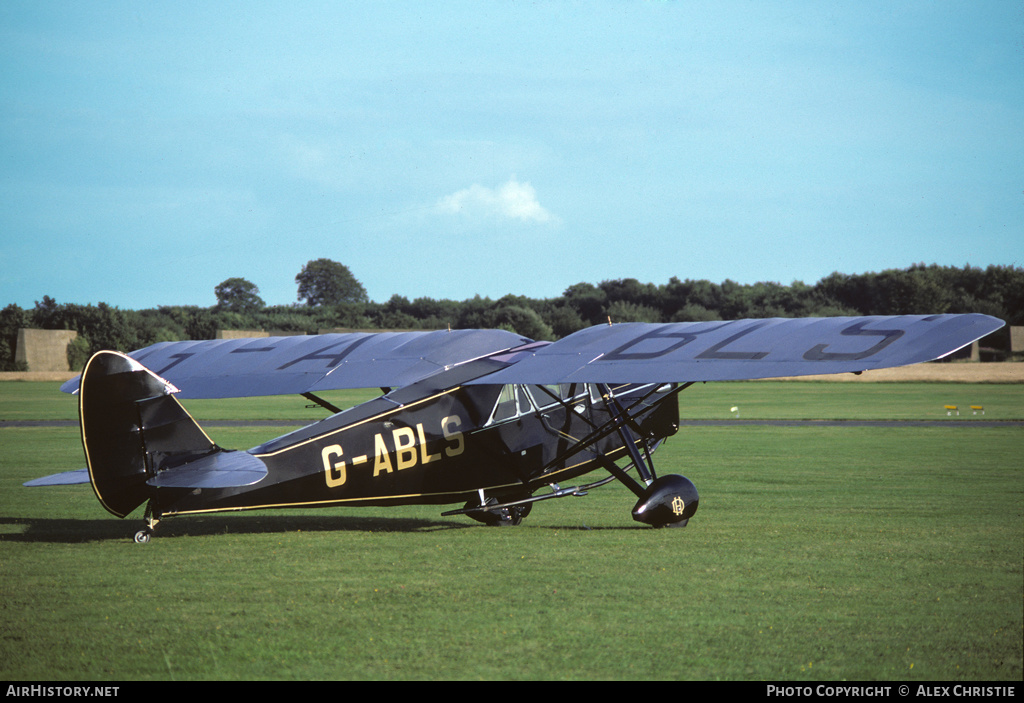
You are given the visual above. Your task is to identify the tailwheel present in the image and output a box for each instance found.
[464,496,532,526]
[133,502,161,543]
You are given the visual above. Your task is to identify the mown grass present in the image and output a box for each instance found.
[679,381,1024,421]
[1,383,1021,680]
[2,379,1023,422]
[0,382,381,422]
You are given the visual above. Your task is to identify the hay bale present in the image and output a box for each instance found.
[15,329,78,372]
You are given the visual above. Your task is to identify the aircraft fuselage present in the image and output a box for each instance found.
[152,359,680,518]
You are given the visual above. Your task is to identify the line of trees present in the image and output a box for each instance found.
[2,262,1021,371]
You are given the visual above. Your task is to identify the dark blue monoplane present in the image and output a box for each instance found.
[27,314,1003,542]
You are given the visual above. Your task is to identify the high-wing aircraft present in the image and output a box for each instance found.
[26,314,1003,542]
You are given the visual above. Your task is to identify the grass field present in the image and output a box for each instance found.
[1,381,1021,681]
[3,380,1022,422]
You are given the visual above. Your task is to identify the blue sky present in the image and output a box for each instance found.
[2,1,1021,311]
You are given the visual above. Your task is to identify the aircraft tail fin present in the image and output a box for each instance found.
[77,350,218,518]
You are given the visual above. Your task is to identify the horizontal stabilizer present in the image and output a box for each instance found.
[146,450,267,489]
[24,468,91,487]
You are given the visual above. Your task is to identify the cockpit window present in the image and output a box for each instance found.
[489,384,532,423]
[490,385,518,422]
[526,383,586,409]
[488,383,588,425]
[487,383,594,425]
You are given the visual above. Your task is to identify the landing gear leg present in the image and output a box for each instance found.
[594,385,700,528]
[134,502,161,543]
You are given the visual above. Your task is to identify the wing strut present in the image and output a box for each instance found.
[597,383,658,487]
[302,392,343,414]
[528,382,693,486]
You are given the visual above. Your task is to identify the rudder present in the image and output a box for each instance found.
[78,351,217,518]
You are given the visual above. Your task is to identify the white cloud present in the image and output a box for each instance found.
[436,178,556,223]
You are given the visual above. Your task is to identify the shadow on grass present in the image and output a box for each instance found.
[0,512,476,543]
[0,512,654,542]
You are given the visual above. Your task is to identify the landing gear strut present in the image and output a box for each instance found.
[595,384,699,528]
[133,502,161,543]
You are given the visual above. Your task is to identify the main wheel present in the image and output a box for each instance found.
[133,529,151,543]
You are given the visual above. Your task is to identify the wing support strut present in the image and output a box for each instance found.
[532,382,692,484]
[302,393,343,414]
[531,381,693,506]
[597,383,658,487]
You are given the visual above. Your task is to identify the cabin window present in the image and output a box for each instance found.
[526,383,586,409]
[489,384,532,423]
[488,384,553,424]
[488,383,593,425]
[491,385,517,422]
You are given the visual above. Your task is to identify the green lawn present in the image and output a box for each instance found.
[678,381,1024,421]
[1,382,1021,680]
[0,382,382,422]
[3,379,1022,422]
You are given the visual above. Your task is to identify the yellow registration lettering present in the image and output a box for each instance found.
[442,415,464,457]
[322,444,346,488]
[393,427,417,470]
[373,434,393,476]
[417,423,440,464]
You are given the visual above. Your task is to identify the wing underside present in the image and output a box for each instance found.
[60,329,531,399]
[56,314,1003,397]
[466,314,1005,385]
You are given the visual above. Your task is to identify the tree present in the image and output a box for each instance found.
[491,304,554,340]
[606,300,662,323]
[670,303,721,322]
[0,303,29,371]
[295,259,369,307]
[562,282,607,325]
[214,277,265,313]
[542,303,586,338]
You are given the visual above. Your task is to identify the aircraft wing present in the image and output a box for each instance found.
[467,314,1004,385]
[60,329,530,399]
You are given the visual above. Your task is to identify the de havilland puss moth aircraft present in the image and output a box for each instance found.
[26,314,1003,542]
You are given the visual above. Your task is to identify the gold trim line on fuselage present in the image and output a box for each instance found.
[158,443,636,517]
